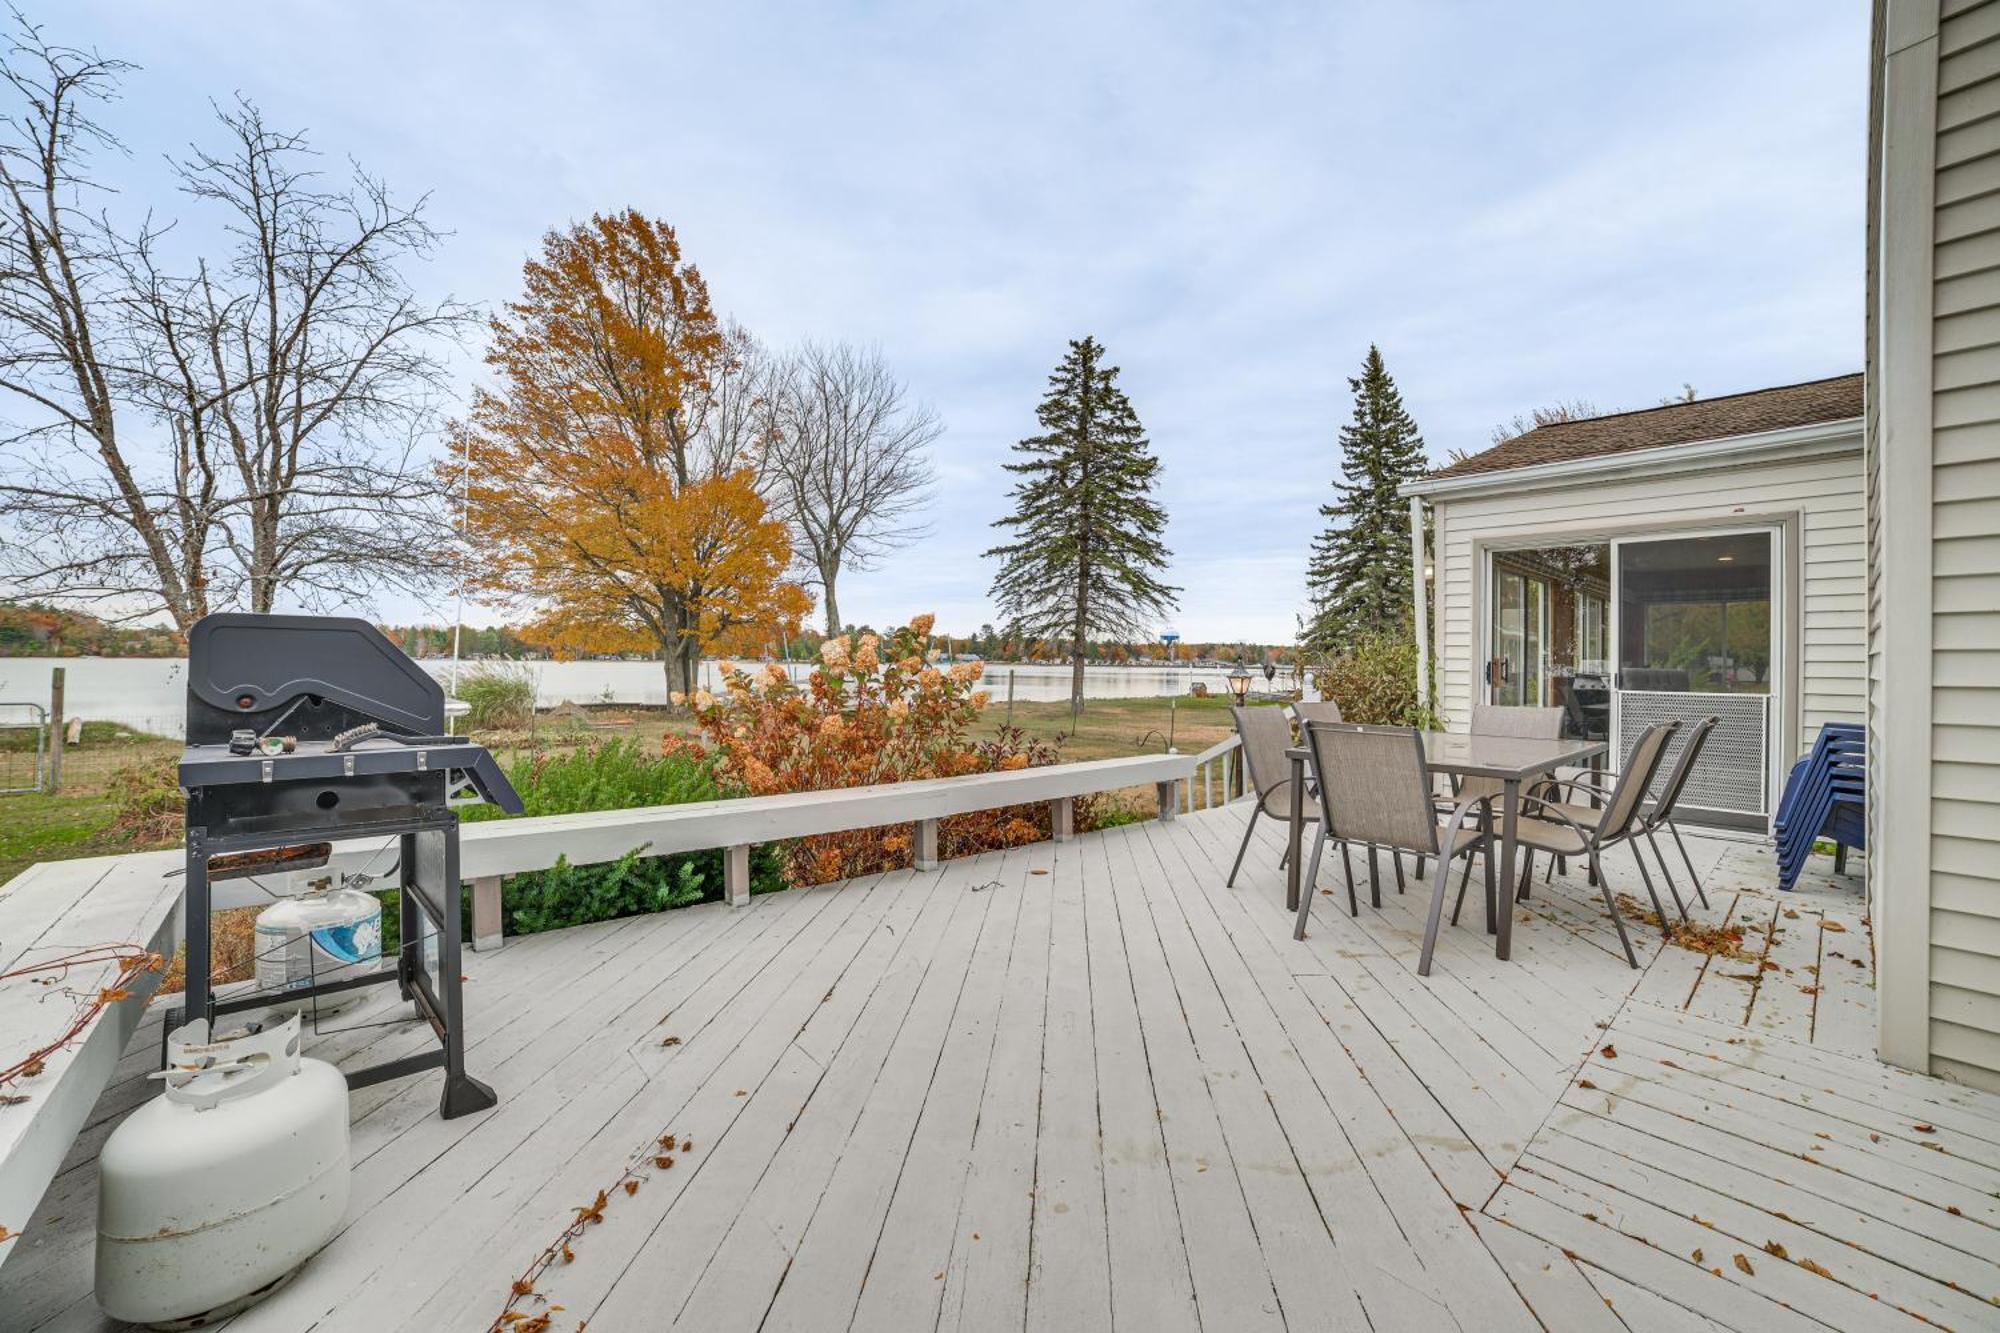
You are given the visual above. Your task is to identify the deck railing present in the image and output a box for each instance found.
[205,748,1234,948]
[1181,732,1244,815]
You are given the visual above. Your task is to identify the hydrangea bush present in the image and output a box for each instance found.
[677,613,1094,884]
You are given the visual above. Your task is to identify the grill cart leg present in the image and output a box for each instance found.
[182,841,214,1035]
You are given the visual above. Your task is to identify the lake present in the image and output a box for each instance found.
[0,657,1271,738]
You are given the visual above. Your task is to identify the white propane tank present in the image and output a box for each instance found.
[96,1015,349,1328]
[254,881,382,1016]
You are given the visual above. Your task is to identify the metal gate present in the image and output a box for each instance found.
[0,702,48,794]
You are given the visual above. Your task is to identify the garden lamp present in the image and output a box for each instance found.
[1227,666,1252,703]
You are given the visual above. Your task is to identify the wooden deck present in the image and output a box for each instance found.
[7,802,1998,1332]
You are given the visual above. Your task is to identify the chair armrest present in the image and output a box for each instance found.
[1516,792,1599,846]
[1437,793,1495,854]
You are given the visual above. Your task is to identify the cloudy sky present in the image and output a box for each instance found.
[48,1,1865,643]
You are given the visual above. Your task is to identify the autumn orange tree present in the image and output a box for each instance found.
[455,210,805,695]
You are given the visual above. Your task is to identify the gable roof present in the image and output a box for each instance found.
[1427,373,1864,482]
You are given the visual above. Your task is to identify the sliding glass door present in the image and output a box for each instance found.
[1489,566,1548,708]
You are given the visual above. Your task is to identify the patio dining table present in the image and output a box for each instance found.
[1283,731,1608,961]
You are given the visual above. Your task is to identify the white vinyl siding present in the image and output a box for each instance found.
[1428,443,1865,759]
[1926,0,2000,1090]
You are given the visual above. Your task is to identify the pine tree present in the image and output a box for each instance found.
[1304,345,1428,652]
[987,336,1179,714]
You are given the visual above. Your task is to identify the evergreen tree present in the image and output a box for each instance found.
[1304,345,1428,651]
[987,336,1179,714]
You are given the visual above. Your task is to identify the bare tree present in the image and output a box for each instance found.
[135,100,472,612]
[1485,397,1599,448]
[0,19,469,628]
[765,341,939,635]
[0,21,213,628]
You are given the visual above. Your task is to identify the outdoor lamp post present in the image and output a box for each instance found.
[1227,666,1251,703]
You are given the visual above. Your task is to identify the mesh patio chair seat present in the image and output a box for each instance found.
[1293,722,1493,941]
[1421,719,1681,973]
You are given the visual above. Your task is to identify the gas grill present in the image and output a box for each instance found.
[175,613,524,1119]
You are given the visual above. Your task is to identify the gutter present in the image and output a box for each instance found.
[1400,416,1863,501]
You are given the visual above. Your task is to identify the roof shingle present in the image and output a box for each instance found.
[1428,373,1863,482]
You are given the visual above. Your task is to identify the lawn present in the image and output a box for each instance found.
[0,692,1282,885]
[0,790,131,884]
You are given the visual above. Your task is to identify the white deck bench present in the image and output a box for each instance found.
[0,850,180,1266]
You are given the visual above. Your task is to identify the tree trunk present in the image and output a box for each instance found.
[821,565,842,639]
[1070,644,1086,720]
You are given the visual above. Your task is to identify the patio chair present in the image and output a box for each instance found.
[1290,699,1344,726]
[1432,719,1681,971]
[1226,704,1323,888]
[1295,722,1492,940]
[1290,699,1417,888]
[1427,704,1566,907]
[1535,714,1721,913]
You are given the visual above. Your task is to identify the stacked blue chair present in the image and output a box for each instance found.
[1773,722,1866,891]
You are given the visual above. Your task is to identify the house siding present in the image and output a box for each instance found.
[1928,0,2000,1090]
[1428,444,1865,766]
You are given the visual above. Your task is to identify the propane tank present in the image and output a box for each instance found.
[254,879,382,1016]
[96,1015,350,1328]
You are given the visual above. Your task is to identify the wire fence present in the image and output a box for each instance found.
[0,702,48,794]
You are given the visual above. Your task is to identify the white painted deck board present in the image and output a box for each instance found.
[7,804,1995,1333]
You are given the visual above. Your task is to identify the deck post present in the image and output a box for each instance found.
[914,817,941,870]
[725,843,752,906]
[1156,779,1178,822]
[1050,796,1074,842]
[470,875,504,952]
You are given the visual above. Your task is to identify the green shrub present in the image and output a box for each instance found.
[106,752,184,843]
[1307,629,1438,727]
[1082,797,1147,832]
[461,738,785,936]
[456,664,537,731]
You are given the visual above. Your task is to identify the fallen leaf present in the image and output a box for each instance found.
[1799,1257,1833,1278]
[1822,920,1846,932]
[1600,1045,1617,1059]
[1734,1254,1754,1276]
[1764,1241,1789,1260]
[1869,1133,1880,1143]
[1692,1248,1704,1263]
[655,1155,675,1169]
[561,1244,575,1264]
[1577,1079,1597,1090]
[660,1036,682,1047]
[682,1140,695,1153]
[577,1190,609,1225]
[512,1279,535,1297]
[623,1180,639,1196]
[1030,869,1049,876]
[1913,1124,1935,1134]
[659,1134,677,1151]
[20,1059,44,1079]
[1947,1205,1962,1216]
